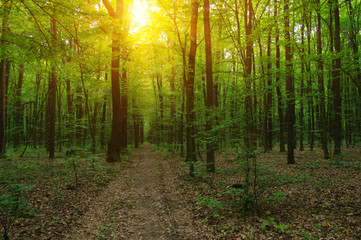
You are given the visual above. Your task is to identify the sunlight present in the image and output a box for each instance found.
[130,0,149,32]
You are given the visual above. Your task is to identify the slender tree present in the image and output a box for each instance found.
[204,0,215,172]
[48,18,57,159]
[284,0,295,164]
[332,0,342,155]
[316,0,329,159]
[0,3,10,157]
[102,0,125,162]
[186,0,199,175]
[274,0,285,152]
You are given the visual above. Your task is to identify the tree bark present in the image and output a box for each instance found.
[102,0,126,162]
[48,19,57,159]
[284,0,295,164]
[244,0,255,152]
[316,2,329,159]
[332,0,342,155]
[204,0,215,172]
[0,3,10,157]
[186,0,199,176]
[14,64,24,148]
[274,0,285,153]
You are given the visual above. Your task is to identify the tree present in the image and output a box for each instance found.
[316,0,329,159]
[186,0,199,176]
[0,2,11,157]
[102,0,127,162]
[274,0,285,153]
[204,0,215,172]
[284,0,295,164]
[48,18,57,159]
[332,0,342,155]
[244,0,255,151]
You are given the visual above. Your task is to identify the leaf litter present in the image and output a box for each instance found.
[0,145,360,239]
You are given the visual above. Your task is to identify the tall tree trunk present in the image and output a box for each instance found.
[265,30,273,152]
[169,53,176,147]
[75,86,83,146]
[204,0,215,172]
[299,20,305,152]
[0,59,7,157]
[102,0,125,162]
[156,74,164,142]
[274,0,285,152]
[107,34,122,161]
[133,98,139,148]
[0,3,10,157]
[100,95,107,149]
[316,2,329,159]
[120,62,128,150]
[244,0,255,152]
[57,85,62,152]
[66,79,73,146]
[14,64,25,149]
[48,19,57,159]
[332,0,342,155]
[186,0,199,176]
[284,0,295,164]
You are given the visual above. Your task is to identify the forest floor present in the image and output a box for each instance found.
[1,143,361,239]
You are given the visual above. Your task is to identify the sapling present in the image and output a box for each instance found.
[0,184,35,240]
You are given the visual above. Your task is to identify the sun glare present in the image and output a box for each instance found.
[131,0,149,32]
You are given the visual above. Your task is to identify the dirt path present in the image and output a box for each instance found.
[64,144,207,239]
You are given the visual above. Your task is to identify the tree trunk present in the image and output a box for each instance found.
[102,0,126,162]
[186,0,199,176]
[48,19,57,159]
[0,59,7,157]
[0,4,10,157]
[274,0,285,152]
[107,35,122,162]
[100,95,107,149]
[75,86,83,146]
[332,0,342,155]
[120,64,128,150]
[133,98,139,148]
[316,2,329,159]
[265,30,273,152]
[14,64,24,149]
[284,0,295,164]
[204,0,215,172]
[244,0,255,152]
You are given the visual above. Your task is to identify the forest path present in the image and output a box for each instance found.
[65,144,203,239]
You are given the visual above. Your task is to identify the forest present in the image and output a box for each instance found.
[0,0,361,239]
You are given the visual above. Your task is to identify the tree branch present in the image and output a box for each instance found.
[102,0,117,18]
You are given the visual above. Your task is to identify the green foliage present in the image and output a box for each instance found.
[0,184,36,240]
[261,217,290,230]
[330,156,361,170]
[260,217,319,240]
[195,196,223,217]
[206,150,310,216]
